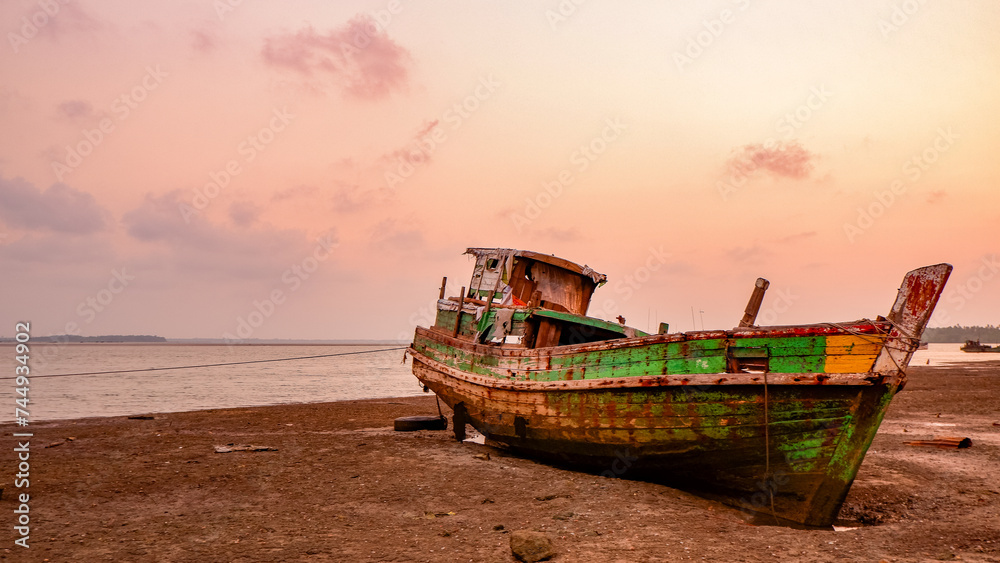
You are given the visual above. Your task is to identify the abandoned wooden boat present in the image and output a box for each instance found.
[407,248,951,527]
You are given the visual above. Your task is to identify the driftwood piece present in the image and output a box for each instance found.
[214,444,278,453]
[903,437,972,449]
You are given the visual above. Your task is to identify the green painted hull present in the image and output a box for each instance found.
[410,326,896,527]
[410,261,951,527]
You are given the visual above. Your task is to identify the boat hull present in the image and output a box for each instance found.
[408,261,951,527]
[410,337,896,527]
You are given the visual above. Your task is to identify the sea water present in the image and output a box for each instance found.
[1,344,423,422]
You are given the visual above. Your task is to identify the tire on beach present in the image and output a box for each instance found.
[394,415,448,432]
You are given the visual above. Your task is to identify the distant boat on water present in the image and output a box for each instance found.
[960,340,1000,353]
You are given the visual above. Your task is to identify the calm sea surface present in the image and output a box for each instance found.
[2,342,996,423]
[3,344,423,422]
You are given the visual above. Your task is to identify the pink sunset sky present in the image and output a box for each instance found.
[1,1,998,340]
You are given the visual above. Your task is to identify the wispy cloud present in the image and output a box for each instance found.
[56,100,94,120]
[927,190,947,204]
[775,231,817,244]
[332,183,380,213]
[379,119,440,164]
[271,184,319,202]
[725,140,817,180]
[725,245,771,263]
[261,15,411,100]
[34,3,103,41]
[190,28,219,54]
[370,217,424,252]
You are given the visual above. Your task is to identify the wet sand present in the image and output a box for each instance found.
[4,362,999,562]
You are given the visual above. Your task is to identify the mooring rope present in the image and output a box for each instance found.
[1,346,408,380]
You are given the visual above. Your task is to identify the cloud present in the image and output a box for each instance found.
[271,184,319,202]
[775,231,817,244]
[33,3,103,41]
[725,141,817,180]
[191,28,218,54]
[926,190,947,204]
[261,15,411,99]
[370,217,424,253]
[122,191,334,280]
[332,183,380,213]
[228,200,260,227]
[536,227,583,242]
[56,100,93,120]
[378,119,441,170]
[0,232,114,265]
[725,245,771,263]
[0,176,109,234]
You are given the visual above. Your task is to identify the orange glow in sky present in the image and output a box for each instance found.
[2,1,998,340]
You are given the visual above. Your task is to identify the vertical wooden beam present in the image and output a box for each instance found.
[739,278,770,327]
[453,286,466,338]
[439,276,447,300]
[528,290,542,308]
[481,269,504,323]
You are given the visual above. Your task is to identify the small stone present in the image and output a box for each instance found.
[510,530,555,563]
[552,511,574,521]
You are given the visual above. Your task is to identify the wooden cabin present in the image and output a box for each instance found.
[432,248,646,349]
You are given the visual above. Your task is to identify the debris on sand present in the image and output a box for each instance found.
[213,444,278,453]
[903,437,972,449]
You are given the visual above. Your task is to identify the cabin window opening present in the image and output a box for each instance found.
[727,346,769,374]
[486,258,499,270]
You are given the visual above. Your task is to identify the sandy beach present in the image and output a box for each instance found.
[4,361,999,562]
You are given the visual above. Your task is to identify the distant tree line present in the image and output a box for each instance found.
[923,325,1000,343]
[0,334,167,343]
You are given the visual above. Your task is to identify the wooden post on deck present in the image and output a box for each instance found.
[439,277,447,300]
[739,278,770,327]
[453,287,466,337]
